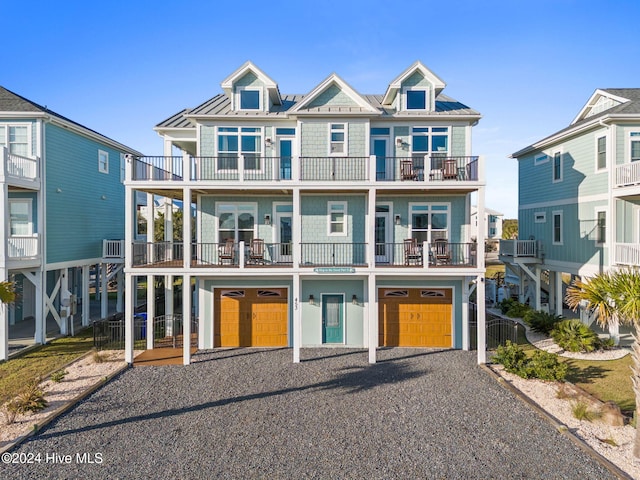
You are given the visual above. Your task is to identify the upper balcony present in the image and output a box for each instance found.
[6,234,41,268]
[614,243,640,267]
[129,155,481,189]
[614,162,640,196]
[130,240,479,270]
[0,147,40,189]
[498,239,542,264]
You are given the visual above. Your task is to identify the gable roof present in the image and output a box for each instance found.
[290,73,380,115]
[382,61,446,106]
[220,61,282,106]
[0,86,142,155]
[511,88,640,158]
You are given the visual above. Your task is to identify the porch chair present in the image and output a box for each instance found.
[404,238,422,266]
[433,238,451,265]
[442,159,458,180]
[249,238,265,265]
[400,159,418,181]
[218,239,235,265]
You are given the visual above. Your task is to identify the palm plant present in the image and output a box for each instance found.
[0,281,15,304]
[565,267,640,458]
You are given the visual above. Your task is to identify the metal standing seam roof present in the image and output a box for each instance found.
[511,88,640,158]
[156,92,480,128]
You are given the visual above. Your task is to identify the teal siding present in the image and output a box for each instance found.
[451,126,466,156]
[200,125,215,156]
[199,196,290,244]
[300,195,366,244]
[348,122,366,156]
[45,123,125,264]
[616,198,640,242]
[301,279,364,346]
[401,71,431,89]
[616,124,640,166]
[301,122,327,157]
[376,279,463,348]
[519,199,608,267]
[380,195,467,243]
[308,85,359,108]
[393,126,410,156]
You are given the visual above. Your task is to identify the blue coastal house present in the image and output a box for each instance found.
[123,61,487,364]
[0,87,141,360]
[500,89,640,339]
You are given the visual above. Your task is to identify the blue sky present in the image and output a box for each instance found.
[4,0,640,218]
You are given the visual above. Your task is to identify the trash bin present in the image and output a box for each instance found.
[135,313,147,339]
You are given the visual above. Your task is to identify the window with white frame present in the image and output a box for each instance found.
[552,151,562,182]
[630,132,640,162]
[410,204,449,243]
[404,87,428,110]
[0,124,30,156]
[534,153,549,165]
[534,212,546,223]
[237,87,261,111]
[217,203,257,243]
[120,153,126,183]
[411,127,449,171]
[9,199,33,236]
[596,136,607,170]
[98,150,109,174]
[552,211,563,245]
[328,201,347,236]
[217,127,262,170]
[596,210,606,244]
[329,124,346,155]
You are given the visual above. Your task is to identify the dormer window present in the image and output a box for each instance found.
[404,87,428,111]
[237,87,261,110]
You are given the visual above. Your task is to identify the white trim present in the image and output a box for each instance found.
[595,134,607,172]
[120,153,126,183]
[594,207,607,245]
[8,198,34,236]
[0,122,33,157]
[321,293,346,345]
[519,193,609,210]
[534,153,549,166]
[552,210,563,245]
[236,86,263,112]
[328,123,347,156]
[403,86,429,111]
[214,202,258,243]
[408,202,451,243]
[552,150,563,183]
[98,149,109,174]
[628,131,640,163]
[534,211,546,223]
[327,201,347,237]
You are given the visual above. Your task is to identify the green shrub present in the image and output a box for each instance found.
[551,319,600,353]
[499,298,518,314]
[598,337,616,350]
[493,341,567,381]
[499,298,531,318]
[523,310,563,335]
[50,369,67,383]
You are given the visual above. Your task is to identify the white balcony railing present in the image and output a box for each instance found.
[103,239,125,259]
[499,239,538,258]
[615,162,640,188]
[1,147,39,183]
[615,243,640,266]
[7,234,40,259]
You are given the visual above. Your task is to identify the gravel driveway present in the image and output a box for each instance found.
[2,348,617,479]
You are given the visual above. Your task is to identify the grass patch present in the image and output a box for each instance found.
[0,327,95,405]
[572,401,598,422]
[563,355,634,412]
[485,264,505,279]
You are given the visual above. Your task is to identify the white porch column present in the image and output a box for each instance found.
[100,263,108,319]
[368,273,377,364]
[32,271,45,344]
[82,265,90,326]
[534,266,541,311]
[462,278,470,351]
[183,187,192,270]
[60,268,69,335]
[293,273,301,363]
[476,275,486,364]
[125,273,134,364]
[292,188,301,268]
[146,275,155,350]
[165,275,174,336]
[0,266,7,361]
[183,274,192,365]
[0,176,7,360]
[554,271,563,316]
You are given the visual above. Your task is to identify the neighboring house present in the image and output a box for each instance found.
[500,89,640,334]
[123,61,487,365]
[0,87,141,360]
[471,205,503,244]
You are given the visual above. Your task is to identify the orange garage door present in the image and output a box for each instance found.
[378,288,452,347]
[214,288,288,347]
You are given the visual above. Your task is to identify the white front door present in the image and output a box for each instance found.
[274,211,293,264]
[375,210,391,263]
